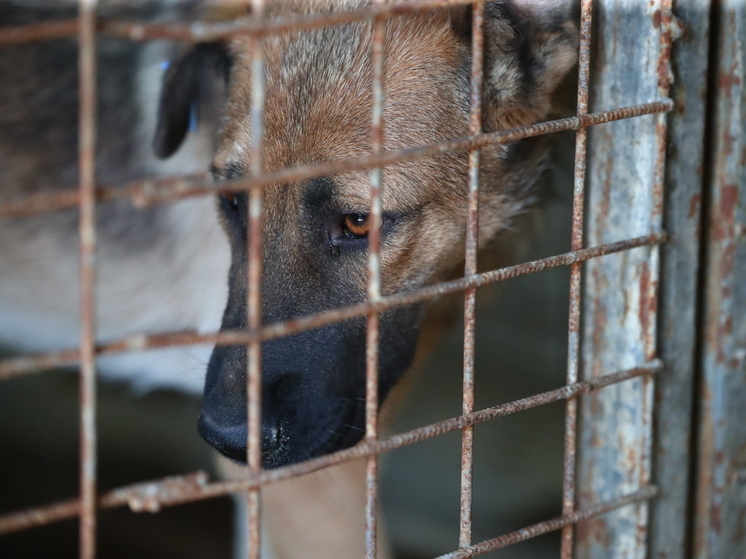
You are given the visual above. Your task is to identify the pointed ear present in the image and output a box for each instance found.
[153,42,232,159]
[450,0,577,130]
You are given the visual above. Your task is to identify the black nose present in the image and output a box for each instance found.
[262,424,282,454]
[197,413,284,463]
[197,412,246,462]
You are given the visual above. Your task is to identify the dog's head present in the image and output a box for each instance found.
[155,0,576,467]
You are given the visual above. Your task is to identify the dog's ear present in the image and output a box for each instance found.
[450,0,578,130]
[154,42,232,159]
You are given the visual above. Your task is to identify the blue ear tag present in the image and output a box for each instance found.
[160,60,170,71]
[188,102,199,132]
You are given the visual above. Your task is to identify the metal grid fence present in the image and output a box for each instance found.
[0,0,694,558]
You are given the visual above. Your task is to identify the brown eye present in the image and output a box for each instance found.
[343,214,370,238]
[221,191,238,208]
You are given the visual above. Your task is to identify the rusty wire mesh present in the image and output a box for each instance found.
[0,1,675,558]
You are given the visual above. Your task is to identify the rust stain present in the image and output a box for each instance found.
[652,9,662,29]
[722,129,736,156]
[721,242,736,287]
[689,193,702,218]
[715,451,726,466]
[639,262,652,343]
[577,516,611,549]
[722,316,734,337]
[711,502,722,534]
[728,356,743,370]
[657,17,673,93]
[719,62,742,95]
[626,447,638,485]
[712,184,739,241]
[720,183,739,224]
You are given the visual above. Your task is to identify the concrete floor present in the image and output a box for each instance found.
[0,139,574,559]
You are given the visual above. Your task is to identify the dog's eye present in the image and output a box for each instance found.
[342,214,369,239]
[222,192,238,207]
[220,191,239,212]
[211,164,243,215]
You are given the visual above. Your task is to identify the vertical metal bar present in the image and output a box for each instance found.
[247,1,266,557]
[577,1,669,557]
[649,0,709,556]
[693,1,746,557]
[631,1,674,554]
[77,1,98,558]
[459,1,484,551]
[638,1,673,554]
[561,1,592,557]
[366,3,385,557]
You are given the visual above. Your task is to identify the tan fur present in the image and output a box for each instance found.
[219,456,391,559]
[211,0,576,300]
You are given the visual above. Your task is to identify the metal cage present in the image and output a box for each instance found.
[0,0,743,558]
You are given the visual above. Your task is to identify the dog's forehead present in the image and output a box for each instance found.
[215,11,469,178]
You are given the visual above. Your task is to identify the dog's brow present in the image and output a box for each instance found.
[210,162,245,181]
[304,176,335,204]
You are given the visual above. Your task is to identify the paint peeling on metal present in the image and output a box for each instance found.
[577,1,673,557]
[693,1,746,557]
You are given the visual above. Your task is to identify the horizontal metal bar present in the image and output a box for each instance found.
[435,486,659,559]
[103,0,481,42]
[0,101,674,219]
[0,472,209,535]
[0,234,665,380]
[0,20,79,44]
[0,0,505,46]
[0,361,660,535]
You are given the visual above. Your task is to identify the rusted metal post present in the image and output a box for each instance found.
[77,1,99,558]
[577,1,672,557]
[366,3,386,557]
[459,0,484,550]
[693,1,746,557]
[246,1,266,557]
[561,1,593,557]
[649,1,710,557]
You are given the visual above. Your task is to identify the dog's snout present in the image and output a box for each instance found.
[198,410,286,464]
[197,412,246,462]
[262,423,282,455]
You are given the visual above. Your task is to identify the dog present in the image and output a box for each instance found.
[0,0,229,393]
[0,0,576,557]
[155,0,577,468]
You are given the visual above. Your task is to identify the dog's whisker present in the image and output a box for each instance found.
[342,423,365,433]
[176,348,209,367]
